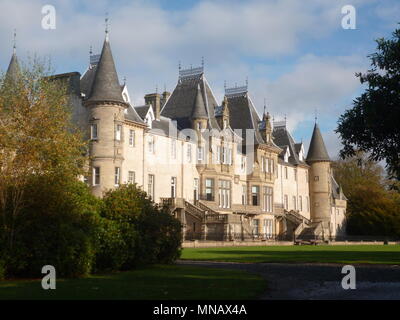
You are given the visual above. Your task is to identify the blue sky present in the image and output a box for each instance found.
[0,0,399,157]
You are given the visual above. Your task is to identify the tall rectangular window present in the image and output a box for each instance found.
[187,144,192,162]
[216,146,221,163]
[294,169,297,181]
[148,174,155,199]
[252,186,260,206]
[93,167,100,185]
[241,156,246,171]
[91,124,98,140]
[263,186,273,212]
[253,219,259,235]
[128,171,135,184]
[114,167,120,186]
[171,177,177,198]
[197,146,204,161]
[115,124,122,141]
[299,196,303,211]
[148,136,155,153]
[306,196,310,212]
[292,196,297,210]
[171,140,177,159]
[284,167,288,179]
[205,178,214,201]
[218,180,231,209]
[284,195,288,210]
[242,185,247,205]
[193,178,199,201]
[129,130,135,147]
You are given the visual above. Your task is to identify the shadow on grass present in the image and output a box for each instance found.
[0,265,266,300]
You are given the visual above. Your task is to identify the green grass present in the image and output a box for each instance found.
[0,265,265,300]
[181,245,400,265]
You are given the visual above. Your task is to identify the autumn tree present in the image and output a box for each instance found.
[333,153,400,237]
[0,58,87,254]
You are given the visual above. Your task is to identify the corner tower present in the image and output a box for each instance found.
[84,29,127,197]
[306,123,331,234]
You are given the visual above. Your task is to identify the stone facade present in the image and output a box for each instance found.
[3,33,347,241]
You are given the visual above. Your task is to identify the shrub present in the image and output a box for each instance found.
[96,184,182,271]
[2,175,101,278]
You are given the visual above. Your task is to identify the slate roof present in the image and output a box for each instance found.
[331,176,348,200]
[125,105,145,124]
[87,38,125,104]
[6,52,20,82]
[226,94,264,146]
[273,124,306,166]
[80,65,97,98]
[306,123,330,162]
[192,84,208,119]
[135,105,150,120]
[160,71,220,130]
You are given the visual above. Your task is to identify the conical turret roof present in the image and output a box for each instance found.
[306,123,330,162]
[192,84,208,119]
[6,52,20,82]
[87,38,124,104]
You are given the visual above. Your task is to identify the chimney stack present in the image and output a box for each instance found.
[145,93,161,120]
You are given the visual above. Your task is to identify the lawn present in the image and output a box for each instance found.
[181,245,400,265]
[0,265,265,300]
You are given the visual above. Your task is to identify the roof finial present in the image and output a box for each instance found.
[105,12,110,41]
[284,114,287,125]
[314,109,318,124]
[89,45,93,56]
[201,56,204,68]
[156,84,158,94]
[123,76,126,85]
[13,29,16,54]
[246,76,248,87]
[224,80,227,91]
[164,83,167,93]
[263,98,266,115]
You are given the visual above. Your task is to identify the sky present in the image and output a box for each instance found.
[0,0,399,158]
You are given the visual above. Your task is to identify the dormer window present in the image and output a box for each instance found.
[197,122,202,130]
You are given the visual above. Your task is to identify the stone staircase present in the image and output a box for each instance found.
[295,222,324,244]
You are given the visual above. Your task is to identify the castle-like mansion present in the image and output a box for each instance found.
[4,32,347,241]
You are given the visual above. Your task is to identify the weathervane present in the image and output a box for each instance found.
[13,29,16,54]
[105,12,110,40]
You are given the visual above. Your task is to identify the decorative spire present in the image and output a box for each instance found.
[104,13,110,41]
[6,30,20,82]
[306,123,330,162]
[192,83,208,119]
[314,108,318,124]
[201,56,204,68]
[13,29,16,54]
[87,33,125,104]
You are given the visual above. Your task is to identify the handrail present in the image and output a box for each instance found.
[198,201,219,215]
[184,201,205,220]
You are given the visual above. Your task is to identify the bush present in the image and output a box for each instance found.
[96,184,182,271]
[2,175,101,278]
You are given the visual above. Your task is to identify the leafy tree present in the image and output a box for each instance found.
[333,153,400,237]
[0,59,87,254]
[97,184,182,271]
[336,27,400,181]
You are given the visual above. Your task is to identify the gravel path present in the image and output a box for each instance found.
[177,260,400,300]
